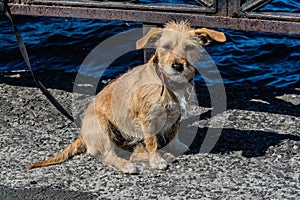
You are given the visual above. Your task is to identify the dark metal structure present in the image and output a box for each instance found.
[7,0,300,34]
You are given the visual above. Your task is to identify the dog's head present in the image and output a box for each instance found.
[136,21,226,83]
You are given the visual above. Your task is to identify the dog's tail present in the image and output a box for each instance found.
[28,137,86,170]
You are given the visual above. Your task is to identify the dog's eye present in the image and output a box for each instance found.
[199,35,208,45]
[185,44,196,51]
[162,44,172,51]
[199,35,212,45]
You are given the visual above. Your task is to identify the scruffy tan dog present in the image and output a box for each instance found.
[28,21,226,173]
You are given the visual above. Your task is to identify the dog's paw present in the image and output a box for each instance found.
[150,159,169,170]
[161,152,177,163]
[121,162,138,174]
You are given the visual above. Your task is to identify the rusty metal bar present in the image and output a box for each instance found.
[195,0,215,8]
[243,12,300,22]
[240,0,273,12]
[11,0,216,13]
[226,0,240,17]
[6,0,300,35]
[216,0,227,16]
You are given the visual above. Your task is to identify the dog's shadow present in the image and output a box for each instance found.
[195,83,300,118]
[183,127,300,158]
[182,83,300,158]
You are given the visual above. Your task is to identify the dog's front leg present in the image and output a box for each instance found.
[144,135,168,170]
[138,103,169,170]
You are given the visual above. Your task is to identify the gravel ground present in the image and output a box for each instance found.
[0,71,300,199]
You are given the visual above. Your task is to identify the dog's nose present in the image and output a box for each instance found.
[171,62,184,72]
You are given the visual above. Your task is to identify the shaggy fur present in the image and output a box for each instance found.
[28,21,226,173]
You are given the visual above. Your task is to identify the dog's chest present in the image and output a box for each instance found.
[112,100,180,150]
[115,92,181,140]
[174,89,188,113]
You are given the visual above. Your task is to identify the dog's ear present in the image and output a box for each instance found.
[194,28,226,45]
[136,28,162,49]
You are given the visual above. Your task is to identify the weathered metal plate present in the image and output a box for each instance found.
[7,0,300,34]
[9,0,216,12]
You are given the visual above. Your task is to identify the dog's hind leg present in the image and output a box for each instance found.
[102,149,138,174]
[80,110,137,174]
